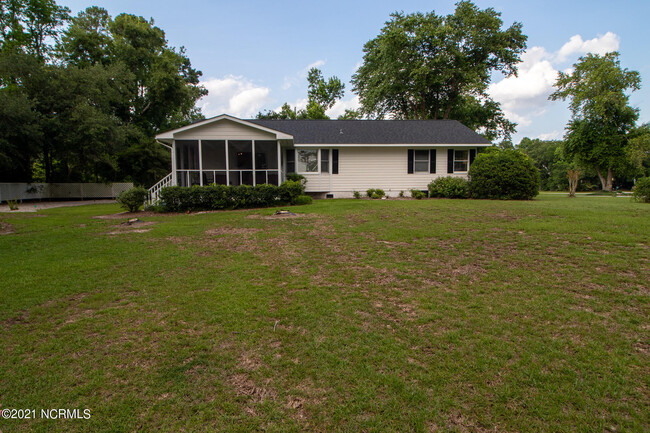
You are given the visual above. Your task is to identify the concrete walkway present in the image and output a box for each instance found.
[0,199,116,213]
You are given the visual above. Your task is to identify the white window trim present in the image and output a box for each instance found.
[413,149,430,173]
[295,149,320,174]
[454,149,469,173]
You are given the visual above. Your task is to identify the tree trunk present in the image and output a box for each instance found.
[606,168,613,191]
[597,168,614,191]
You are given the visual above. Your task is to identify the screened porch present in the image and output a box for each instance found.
[174,139,283,187]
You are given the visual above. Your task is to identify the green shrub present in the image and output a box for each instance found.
[353,191,362,199]
[279,180,305,204]
[366,188,385,199]
[158,181,305,212]
[632,177,650,203]
[428,176,469,199]
[116,187,148,212]
[468,149,540,200]
[399,190,405,198]
[410,189,426,200]
[286,173,306,183]
[293,195,313,205]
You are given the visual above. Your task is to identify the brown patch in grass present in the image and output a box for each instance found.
[105,220,158,235]
[205,227,261,236]
[246,212,315,220]
[93,211,170,220]
[228,374,277,402]
[0,221,15,235]
[445,410,492,432]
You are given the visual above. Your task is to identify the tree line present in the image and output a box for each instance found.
[0,1,205,186]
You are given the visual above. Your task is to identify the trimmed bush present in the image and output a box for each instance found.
[116,187,148,212]
[366,188,385,199]
[158,181,305,212]
[353,191,362,199]
[293,195,313,205]
[632,177,650,203]
[410,189,426,200]
[428,176,469,198]
[285,173,306,186]
[468,149,540,200]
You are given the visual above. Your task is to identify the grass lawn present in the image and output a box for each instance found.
[1,194,648,432]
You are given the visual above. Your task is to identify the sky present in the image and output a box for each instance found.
[58,0,650,143]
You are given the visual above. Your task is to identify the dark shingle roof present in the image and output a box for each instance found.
[248,119,491,145]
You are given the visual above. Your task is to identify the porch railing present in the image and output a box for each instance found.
[147,172,173,205]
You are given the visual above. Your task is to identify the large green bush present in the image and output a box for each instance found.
[158,180,305,212]
[632,177,650,203]
[428,176,469,198]
[116,187,148,212]
[468,149,540,200]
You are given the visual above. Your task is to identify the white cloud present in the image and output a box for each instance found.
[556,32,620,62]
[327,95,360,119]
[198,75,271,118]
[282,60,326,90]
[488,32,621,131]
[537,130,563,140]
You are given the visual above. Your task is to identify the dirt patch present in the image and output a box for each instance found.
[105,220,158,235]
[0,221,15,235]
[246,212,315,220]
[228,373,277,402]
[205,227,261,236]
[93,211,170,220]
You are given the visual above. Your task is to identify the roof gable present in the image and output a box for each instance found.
[155,114,293,143]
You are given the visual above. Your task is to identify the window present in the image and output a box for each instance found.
[414,150,429,173]
[321,149,329,173]
[296,149,318,173]
[454,150,469,172]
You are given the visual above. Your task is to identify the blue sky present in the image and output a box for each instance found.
[59,0,650,143]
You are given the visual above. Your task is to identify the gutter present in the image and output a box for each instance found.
[156,140,172,150]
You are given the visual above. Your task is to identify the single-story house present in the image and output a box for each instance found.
[151,114,491,200]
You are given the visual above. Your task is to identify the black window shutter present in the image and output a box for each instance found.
[447,149,454,173]
[332,149,339,174]
[407,149,414,174]
[469,148,476,166]
[286,149,295,173]
[429,149,436,173]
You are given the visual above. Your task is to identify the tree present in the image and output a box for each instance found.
[550,52,641,191]
[0,3,207,186]
[0,0,69,59]
[351,1,526,140]
[626,124,650,178]
[257,67,344,119]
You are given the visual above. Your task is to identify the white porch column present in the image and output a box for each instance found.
[277,140,282,185]
[198,139,203,186]
[252,140,256,186]
[225,139,230,185]
[171,140,177,186]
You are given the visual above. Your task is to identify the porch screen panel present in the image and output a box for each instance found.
[202,140,226,169]
[175,140,199,169]
[228,141,253,169]
[254,141,278,169]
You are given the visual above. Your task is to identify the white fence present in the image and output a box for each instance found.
[0,182,133,203]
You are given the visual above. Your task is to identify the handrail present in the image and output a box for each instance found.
[147,172,173,205]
